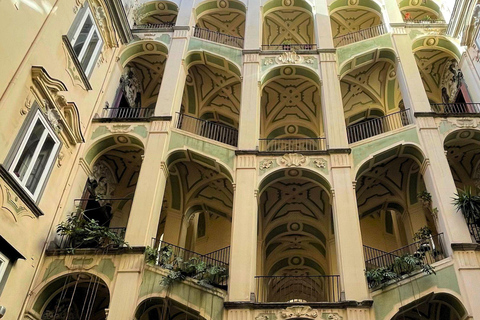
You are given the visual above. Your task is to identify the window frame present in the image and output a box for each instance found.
[0,252,9,285]
[69,6,103,77]
[8,109,61,201]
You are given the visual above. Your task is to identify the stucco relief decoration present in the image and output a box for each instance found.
[313,158,327,168]
[21,94,33,115]
[0,183,31,221]
[108,124,133,133]
[276,51,303,64]
[120,66,142,108]
[281,306,318,319]
[322,313,342,320]
[88,0,117,48]
[260,159,274,170]
[89,161,117,201]
[305,56,315,64]
[255,316,269,320]
[264,58,275,66]
[455,118,477,128]
[441,59,463,103]
[280,153,306,167]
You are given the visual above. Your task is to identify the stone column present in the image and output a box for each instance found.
[154,28,190,117]
[417,117,472,250]
[243,0,261,50]
[124,120,170,246]
[228,154,258,301]
[384,0,404,24]
[313,0,334,48]
[238,52,261,150]
[391,31,431,113]
[330,153,369,301]
[319,52,349,149]
[163,209,184,246]
[105,254,145,320]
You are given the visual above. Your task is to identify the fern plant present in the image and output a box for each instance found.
[453,188,480,225]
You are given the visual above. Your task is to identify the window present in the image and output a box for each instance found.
[8,109,61,201]
[69,6,103,77]
[0,252,8,284]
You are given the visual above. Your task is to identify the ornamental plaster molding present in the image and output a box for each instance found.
[107,124,133,134]
[173,29,189,38]
[245,53,260,63]
[279,153,306,167]
[281,306,318,319]
[255,316,269,320]
[456,251,480,268]
[237,155,256,168]
[319,52,336,62]
[151,120,170,133]
[259,159,274,170]
[322,313,343,320]
[276,51,303,64]
[313,158,327,168]
[330,154,350,168]
[87,0,118,48]
[0,182,31,222]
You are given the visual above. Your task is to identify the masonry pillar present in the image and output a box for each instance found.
[313,0,334,48]
[319,51,349,149]
[163,209,184,246]
[243,0,261,49]
[124,120,170,246]
[228,154,258,301]
[416,117,472,249]
[155,28,190,117]
[330,153,369,301]
[238,52,261,150]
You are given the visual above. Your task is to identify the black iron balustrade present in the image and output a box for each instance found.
[464,215,480,243]
[98,107,154,119]
[261,43,317,51]
[175,112,238,146]
[334,24,387,47]
[192,27,244,48]
[255,275,341,303]
[151,238,229,287]
[346,109,412,144]
[430,103,480,114]
[132,22,175,30]
[259,137,326,152]
[203,246,230,265]
[364,233,447,270]
[404,19,446,24]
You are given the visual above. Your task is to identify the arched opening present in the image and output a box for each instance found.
[340,50,411,143]
[101,42,168,120]
[256,168,339,303]
[356,145,446,284]
[391,292,467,320]
[177,52,241,146]
[444,129,480,243]
[33,273,109,320]
[135,297,206,320]
[399,0,444,23]
[152,150,233,288]
[413,37,472,113]
[260,66,325,151]
[133,1,178,28]
[262,0,316,50]
[330,0,385,47]
[193,0,246,48]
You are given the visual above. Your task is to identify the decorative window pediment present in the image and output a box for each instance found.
[31,66,84,145]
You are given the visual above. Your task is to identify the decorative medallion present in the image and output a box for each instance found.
[280,153,306,167]
[264,58,275,66]
[281,306,318,319]
[322,313,343,320]
[276,51,303,65]
[260,159,274,170]
[313,158,327,169]
[255,316,269,320]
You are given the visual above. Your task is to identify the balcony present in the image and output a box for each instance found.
[346,109,412,144]
[261,44,317,51]
[255,275,341,303]
[334,24,387,47]
[175,112,238,147]
[259,137,326,152]
[96,107,154,121]
[404,19,446,25]
[431,103,480,115]
[132,22,175,30]
[192,27,244,49]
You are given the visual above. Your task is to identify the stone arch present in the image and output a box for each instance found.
[194,0,246,39]
[119,40,169,68]
[85,134,145,167]
[133,0,178,25]
[398,0,443,21]
[27,272,111,320]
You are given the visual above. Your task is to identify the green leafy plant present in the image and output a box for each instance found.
[453,188,480,226]
[413,226,432,241]
[145,246,158,264]
[56,214,128,252]
[417,191,432,206]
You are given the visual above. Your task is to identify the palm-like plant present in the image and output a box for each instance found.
[452,188,480,225]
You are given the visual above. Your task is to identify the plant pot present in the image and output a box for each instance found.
[418,243,431,252]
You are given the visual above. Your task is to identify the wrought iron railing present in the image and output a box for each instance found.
[255,275,341,303]
[259,137,326,152]
[175,112,238,146]
[204,246,230,265]
[151,239,229,286]
[192,27,244,48]
[334,24,387,47]
[132,22,175,29]
[346,109,412,144]
[465,216,480,243]
[404,19,446,24]
[364,233,447,270]
[430,103,480,114]
[98,107,154,119]
[261,43,317,51]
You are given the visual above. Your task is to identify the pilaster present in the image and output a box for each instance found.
[313,0,334,48]
[238,53,261,150]
[124,120,171,246]
[244,0,261,50]
[330,153,369,301]
[163,209,184,246]
[228,154,258,301]
[319,52,349,149]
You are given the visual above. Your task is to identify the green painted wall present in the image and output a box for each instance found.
[337,34,394,67]
[188,38,243,67]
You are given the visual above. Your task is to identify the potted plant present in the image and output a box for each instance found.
[282,40,291,51]
[413,226,432,253]
[453,188,480,241]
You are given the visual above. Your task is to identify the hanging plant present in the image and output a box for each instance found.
[417,191,432,207]
[453,188,480,226]
[145,246,159,264]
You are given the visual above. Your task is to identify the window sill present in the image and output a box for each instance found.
[61,35,92,91]
[0,165,44,217]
